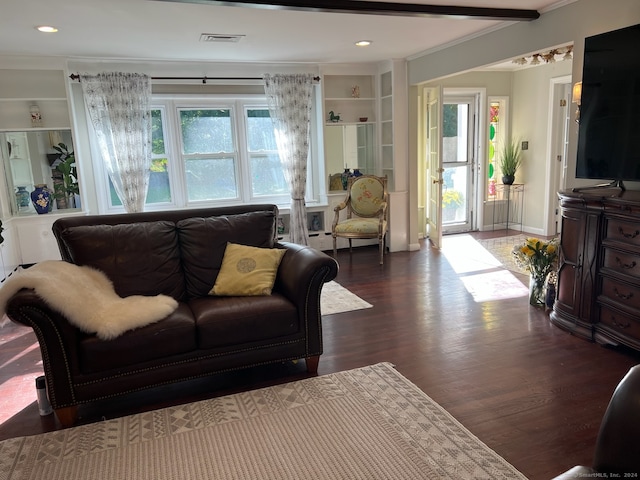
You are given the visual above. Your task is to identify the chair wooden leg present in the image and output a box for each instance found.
[55,405,79,428]
[349,239,352,253]
[333,236,337,259]
[379,239,384,265]
[306,355,320,374]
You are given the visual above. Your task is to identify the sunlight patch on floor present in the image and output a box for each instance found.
[0,340,39,370]
[460,270,529,302]
[442,234,528,302]
[0,373,40,424]
[441,234,503,274]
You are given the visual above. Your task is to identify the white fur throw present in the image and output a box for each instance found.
[0,261,179,340]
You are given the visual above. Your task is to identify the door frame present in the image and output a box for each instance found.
[425,85,443,249]
[544,75,572,236]
[442,87,489,233]
[441,90,481,234]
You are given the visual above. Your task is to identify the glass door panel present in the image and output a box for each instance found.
[442,97,475,233]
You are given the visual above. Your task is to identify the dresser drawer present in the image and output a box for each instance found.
[602,248,640,279]
[600,276,640,311]
[599,305,640,340]
[604,218,640,247]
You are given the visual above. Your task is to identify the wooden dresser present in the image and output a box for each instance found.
[551,188,640,351]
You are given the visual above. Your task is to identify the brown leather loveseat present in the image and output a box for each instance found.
[5,204,338,427]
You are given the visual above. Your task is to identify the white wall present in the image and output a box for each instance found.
[427,70,512,95]
[512,60,572,233]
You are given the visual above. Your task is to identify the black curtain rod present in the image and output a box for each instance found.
[69,74,320,84]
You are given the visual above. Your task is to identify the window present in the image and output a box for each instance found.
[180,108,238,201]
[486,97,507,199]
[245,108,288,197]
[109,107,171,206]
[102,95,318,211]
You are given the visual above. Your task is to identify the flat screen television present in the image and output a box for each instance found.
[575,23,640,190]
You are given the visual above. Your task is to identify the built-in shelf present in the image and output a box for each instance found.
[0,70,70,131]
[323,75,376,125]
[379,71,394,189]
[323,73,377,192]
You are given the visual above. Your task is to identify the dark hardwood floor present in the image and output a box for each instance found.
[1,231,639,479]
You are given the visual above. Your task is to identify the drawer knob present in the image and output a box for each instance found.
[615,257,637,270]
[618,226,640,239]
[613,287,633,300]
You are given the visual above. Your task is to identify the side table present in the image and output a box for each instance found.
[489,184,524,232]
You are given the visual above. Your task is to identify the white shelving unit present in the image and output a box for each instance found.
[0,68,82,265]
[380,70,394,189]
[323,73,377,193]
[323,74,376,125]
[0,70,71,131]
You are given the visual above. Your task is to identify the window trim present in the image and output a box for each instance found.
[93,91,323,213]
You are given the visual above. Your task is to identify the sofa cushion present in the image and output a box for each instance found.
[189,294,298,350]
[78,303,196,373]
[177,211,278,299]
[55,220,185,300]
[210,243,286,296]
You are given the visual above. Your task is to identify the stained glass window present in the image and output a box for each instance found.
[488,102,500,197]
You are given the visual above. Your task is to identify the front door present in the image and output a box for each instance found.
[442,95,477,234]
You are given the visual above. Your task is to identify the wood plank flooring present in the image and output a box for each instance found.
[1,232,639,479]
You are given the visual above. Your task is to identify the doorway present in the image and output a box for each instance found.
[546,76,572,236]
[441,93,478,234]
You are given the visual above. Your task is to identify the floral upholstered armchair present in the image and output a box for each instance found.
[332,175,388,265]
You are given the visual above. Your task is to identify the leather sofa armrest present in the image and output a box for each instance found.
[5,289,83,409]
[274,242,338,355]
[592,364,640,473]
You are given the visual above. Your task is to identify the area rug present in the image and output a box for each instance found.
[0,363,526,480]
[320,280,373,315]
[477,234,529,275]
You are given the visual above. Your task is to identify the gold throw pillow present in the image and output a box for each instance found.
[209,243,286,296]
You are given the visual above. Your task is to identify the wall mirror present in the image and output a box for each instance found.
[325,124,375,191]
[1,129,78,216]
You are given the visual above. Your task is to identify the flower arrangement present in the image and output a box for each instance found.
[512,237,559,279]
[443,189,464,209]
[513,237,559,306]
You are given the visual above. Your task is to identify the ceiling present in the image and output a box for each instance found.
[1,0,567,65]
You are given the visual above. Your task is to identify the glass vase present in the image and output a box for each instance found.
[529,273,545,307]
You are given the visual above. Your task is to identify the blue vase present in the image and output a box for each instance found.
[341,168,351,190]
[15,186,30,209]
[352,168,363,177]
[31,184,51,214]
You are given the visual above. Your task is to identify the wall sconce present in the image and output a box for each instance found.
[572,81,582,124]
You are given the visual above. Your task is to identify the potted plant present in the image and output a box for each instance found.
[442,189,464,221]
[51,143,79,208]
[499,138,522,185]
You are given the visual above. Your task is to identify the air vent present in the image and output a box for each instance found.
[200,33,245,43]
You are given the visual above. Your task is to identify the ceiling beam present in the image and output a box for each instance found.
[153,0,540,21]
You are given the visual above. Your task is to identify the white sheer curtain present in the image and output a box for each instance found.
[263,73,315,245]
[80,72,152,213]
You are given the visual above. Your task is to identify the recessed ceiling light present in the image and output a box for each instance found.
[36,26,58,33]
[355,40,372,47]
